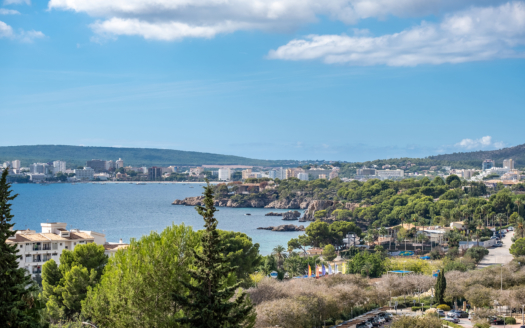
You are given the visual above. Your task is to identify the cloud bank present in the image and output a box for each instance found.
[455,136,505,150]
[0,20,44,42]
[0,8,20,14]
[268,2,525,66]
[48,0,507,41]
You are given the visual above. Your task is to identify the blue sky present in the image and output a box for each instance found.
[1,0,524,162]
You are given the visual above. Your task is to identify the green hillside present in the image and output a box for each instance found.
[0,145,298,168]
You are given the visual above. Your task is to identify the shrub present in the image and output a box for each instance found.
[480,237,490,242]
[505,317,516,324]
[474,324,491,328]
[411,306,430,311]
[441,321,462,328]
[437,304,451,311]
[465,247,489,263]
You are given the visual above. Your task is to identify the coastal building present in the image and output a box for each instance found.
[189,167,204,176]
[52,161,66,174]
[356,168,376,176]
[148,167,162,180]
[86,159,108,173]
[12,160,21,170]
[268,167,285,180]
[285,168,295,179]
[218,168,231,181]
[329,171,339,180]
[501,170,521,181]
[375,169,404,179]
[297,172,309,181]
[94,173,110,181]
[319,174,327,179]
[106,160,115,171]
[306,169,332,180]
[74,167,95,180]
[7,222,127,279]
[482,159,495,171]
[503,159,515,170]
[30,163,50,175]
[28,174,46,182]
[116,158,124,169]
[241,169,252,180]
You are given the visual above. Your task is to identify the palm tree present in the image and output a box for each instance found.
[516,217,525,239]
[516,199,523,218]
[272,245,286,270]
[496,213,505,233]
[284,253,302,278]
[361,261,373,279]
[364,232,375,248]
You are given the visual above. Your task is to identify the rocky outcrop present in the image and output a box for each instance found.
[172,196,205,206]
[301,200,334,221]
[282,211,301,221]
[264,198,311,209]
[174,195,311,209]
[265,212,282,216]
[257,224,305,232]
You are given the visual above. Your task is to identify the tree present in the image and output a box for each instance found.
[218,230,262,284]
[287,235,311,255]
[0,168,43,327]
[42,243,108,321]
[305,220,331,247]
[434,269,447,305]
[323,244,336,261]
[82,223,200,327]
[346,251,385,278]
[272,245,286,270]
[510,238,525,257]
[445,174,461,186]
[172,182,253,327]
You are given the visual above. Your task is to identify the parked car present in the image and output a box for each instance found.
[444,317,460,323]
[509,227,514,231]
[449,310,468,318]
[488,316,505,325]
[494,243,504,247]
[378,313,391,321]
[437,310,445,317]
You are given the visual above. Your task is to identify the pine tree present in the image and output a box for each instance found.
[434,270,447,305]
[173,182,254,327]
[0,168,42,327]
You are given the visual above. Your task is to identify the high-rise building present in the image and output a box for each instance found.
[2,161,11,169]
[30,163,50,175]
[106,160,115,171]
[297,172,309,181]
[52,161,66,174]
[241,169,252,180]
[482,159,495,171]
[218,168,231,181]
[503,159,515,170]
[376,169,404,179]
[148,167,162,180]
[116,158,124,169]
[356,168,376,176]
[86,160,108,173]
[11,160,20,170]
[285,168,296,179]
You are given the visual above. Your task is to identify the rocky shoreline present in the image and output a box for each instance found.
[257,224,305,232]
[172,196,336,222]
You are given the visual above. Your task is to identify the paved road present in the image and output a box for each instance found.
[477,231,514,269]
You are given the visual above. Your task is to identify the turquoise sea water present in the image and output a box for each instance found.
[10,183,307,255]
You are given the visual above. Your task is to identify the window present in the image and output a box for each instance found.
[20,245,23,248]
[65,246,68,249]
[74,242,77,245]
[59,243,62,246]
[52,243,58,250]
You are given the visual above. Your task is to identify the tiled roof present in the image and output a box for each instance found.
[69,232,95,240]
[6,231,95,243]
[103,244,129,251]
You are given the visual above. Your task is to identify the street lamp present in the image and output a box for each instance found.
[522,304,524,326]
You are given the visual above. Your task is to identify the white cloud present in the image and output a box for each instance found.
[0,20,44,42]
[455,136,505,150]
[268,2,525,66]
[47,0,507,41]
[0,8,20,14]
[4,0,30,5]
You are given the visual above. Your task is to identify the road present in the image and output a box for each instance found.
[477,230,514,269]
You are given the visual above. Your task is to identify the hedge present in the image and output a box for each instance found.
[441,321,462,328]
[437,304,451,311]
[505,317,516,324]
[411,306,431,312]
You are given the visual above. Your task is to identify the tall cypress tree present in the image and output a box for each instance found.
[173,182,253,327]
[0,168,42,327]
[434,270,447,305]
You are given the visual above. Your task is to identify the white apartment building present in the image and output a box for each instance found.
[7,223,107,279]
[30,163,50,175]
[269,168,285,180]
[53,161,66,174]
[12,160,21,170]
[28,174,46,182]
[503,159,515,170]
[116,158,124,169]
[297,172,309,181]
[376,169,404,178]
[218,168,231,181]
[74,167,95,180]
[190,167,205,176]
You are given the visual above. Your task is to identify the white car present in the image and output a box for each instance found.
[509,227,514,231]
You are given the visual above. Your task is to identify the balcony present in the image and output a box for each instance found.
[32,269,41,274]
[42,244,52,251]
[32,245,41,251]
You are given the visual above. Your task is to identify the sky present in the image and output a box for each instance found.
[1,0,524,162]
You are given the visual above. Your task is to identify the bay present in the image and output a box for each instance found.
[10,183,308,255]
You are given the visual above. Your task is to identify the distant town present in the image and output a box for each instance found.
[0,157,521,186]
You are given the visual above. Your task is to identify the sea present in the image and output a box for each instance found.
[10,183,308,255]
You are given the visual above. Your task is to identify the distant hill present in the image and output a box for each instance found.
[339,143,525,177]
[0,145,299,168]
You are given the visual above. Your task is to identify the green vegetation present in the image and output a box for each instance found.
[172,183,254,327]
[390,316,443,328]
[510,237,525,257]
[0,169,43,327]
[0,145,299,167]
[435,270,447,305]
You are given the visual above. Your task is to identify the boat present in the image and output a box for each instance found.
[136,182,146,185]
[245,213,251,216]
